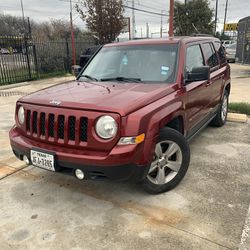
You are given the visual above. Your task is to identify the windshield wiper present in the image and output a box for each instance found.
[80,75,98,81]
[100,77,142,83]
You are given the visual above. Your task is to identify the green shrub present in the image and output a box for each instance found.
[229,102,250,115]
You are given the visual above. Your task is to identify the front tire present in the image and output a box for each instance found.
[142,128,190,194]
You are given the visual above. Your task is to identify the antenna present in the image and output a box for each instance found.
[132,0,136,39]
[192,23,199,33]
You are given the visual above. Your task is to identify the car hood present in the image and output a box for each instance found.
[20,80,176,116]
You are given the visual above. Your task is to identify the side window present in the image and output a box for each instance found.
[186,44,204,72]
[202,43,219,68]
[214,41,227,64]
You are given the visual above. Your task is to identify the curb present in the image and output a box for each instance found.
[0,81,30,90]
[227,113,248,123]
[0,75,74,91]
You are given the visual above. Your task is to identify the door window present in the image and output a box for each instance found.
[214,42,227,64]
[202,43,219,68]
[186,44,204,72]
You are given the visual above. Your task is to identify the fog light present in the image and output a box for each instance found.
[23,155,30,165]
[75,169,85,180]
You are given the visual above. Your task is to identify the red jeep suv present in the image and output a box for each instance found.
[9,37,230,193]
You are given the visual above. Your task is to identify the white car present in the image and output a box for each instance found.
[0,48,10,54]
[222,40,236,48]
[226,43,236,63]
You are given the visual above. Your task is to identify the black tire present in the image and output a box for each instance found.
[211,90,229,127]
[142,127,190,194]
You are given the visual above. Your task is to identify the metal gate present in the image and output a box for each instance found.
[0,36,38,85]
[236,16,250,64]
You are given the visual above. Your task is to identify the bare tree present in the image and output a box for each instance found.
[76,0,125,44]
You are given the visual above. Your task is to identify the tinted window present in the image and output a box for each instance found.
[214,42,227,64]
[186,45,204,72]
[202,43,219,68]
[81,44,178,83]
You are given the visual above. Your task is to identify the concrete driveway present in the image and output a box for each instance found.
[0,74,249,250]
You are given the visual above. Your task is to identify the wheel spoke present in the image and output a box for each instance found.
[156,167,166,185]
[149,160,158,174]
[155,143,163,158]
[164,142,179,158]
[166,160,181,172]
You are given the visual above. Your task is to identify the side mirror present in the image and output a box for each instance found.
[186,66,210,83]
[71,65,82,77]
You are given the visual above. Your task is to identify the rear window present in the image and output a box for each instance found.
[214,41,227,64]
[202,43,219,68]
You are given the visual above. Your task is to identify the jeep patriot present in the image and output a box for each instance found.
[9,37,230,193]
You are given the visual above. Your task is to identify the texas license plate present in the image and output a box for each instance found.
[30,150,55,171]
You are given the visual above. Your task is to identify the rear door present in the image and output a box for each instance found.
[201,42,223,112]
[184,43,211,131]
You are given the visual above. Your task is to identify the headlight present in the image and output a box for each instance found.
[95,115,118,139]
[17,106,25,125]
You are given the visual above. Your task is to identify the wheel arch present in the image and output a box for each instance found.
[163,115,185,135]
[225,83,231,95]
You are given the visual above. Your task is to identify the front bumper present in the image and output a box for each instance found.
[9,126,152,182]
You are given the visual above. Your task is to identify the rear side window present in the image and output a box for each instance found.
[214,42,227,64]
[202,43,219,68]
[186,44,204,72]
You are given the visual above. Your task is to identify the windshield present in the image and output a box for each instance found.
[227,43,236,50]
[79,44,179,83]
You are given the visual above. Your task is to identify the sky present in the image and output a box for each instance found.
[0,0,250,38]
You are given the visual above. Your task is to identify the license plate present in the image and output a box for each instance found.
[31,150,55,171]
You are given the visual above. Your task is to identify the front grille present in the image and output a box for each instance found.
[40,112,46,136]
[48,114,55,137]
[68,116,76,141]
[32,111,38,134]
[58,115,65,140]
[80,117,88,142]
[26,110,88,145]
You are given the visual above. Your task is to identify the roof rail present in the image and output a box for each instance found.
[190,33,214,37]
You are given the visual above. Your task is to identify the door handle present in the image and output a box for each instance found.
[205,81,211,87]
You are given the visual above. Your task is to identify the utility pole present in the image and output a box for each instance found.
[223,0,229,35]
[70,0,76,65]
[169,0,174,37]
[146,23,149,38]
[160,10,164,38]
[214,0,219,34]
[20,0,26,35]
[132,0,136,39]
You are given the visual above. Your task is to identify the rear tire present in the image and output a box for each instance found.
[211,90,229,127]
[142,128,190,194]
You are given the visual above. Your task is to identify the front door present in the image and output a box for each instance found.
[184,44,211,132]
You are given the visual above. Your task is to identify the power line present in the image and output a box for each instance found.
[137,3,162,11]
[123,5,169,17]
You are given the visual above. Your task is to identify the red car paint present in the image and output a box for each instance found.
[9,37,230,181]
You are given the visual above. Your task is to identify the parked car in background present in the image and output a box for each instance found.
[9,36,231,194]
[226,43,236,62]
[79,45,101,68]
[0,48,10,54]
[222,40,236,48]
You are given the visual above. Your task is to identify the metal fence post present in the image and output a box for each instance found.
[32,43,39,78]
[24,37,32,80]
[66,40,70,73]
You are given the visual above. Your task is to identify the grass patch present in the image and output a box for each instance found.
[229,102,250,115]
[1,70,70,86]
